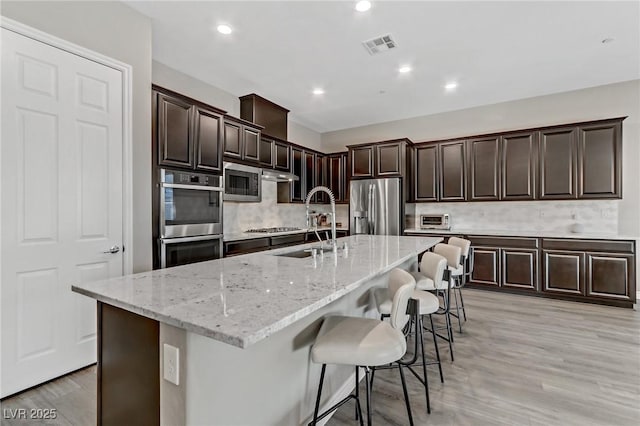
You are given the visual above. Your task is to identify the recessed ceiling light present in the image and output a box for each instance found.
[312,88,325,95]
[601,38,615,44]
[217,24,232,35]
[355,1,371,12]
[398,66,412,73]
[445,82,458,90]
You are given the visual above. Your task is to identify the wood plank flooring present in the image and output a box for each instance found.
[330,289,640,426]
[1,289,639,425]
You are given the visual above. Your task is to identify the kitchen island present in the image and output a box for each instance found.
[72,235,441,426]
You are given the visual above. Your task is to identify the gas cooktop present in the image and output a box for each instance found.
[245,227,302,233]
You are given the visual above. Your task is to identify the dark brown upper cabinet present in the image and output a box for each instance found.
[193,106,223,173]
[314,154,326,203]
[258,137,274,167]
[376,142,404,176]
[328,152,348,203]
[154,87,225,173]
[351,146,374,178]
[578,121,622,199]
[439,140,466,201]
[239,93,289,140]
[157,92,193,169]
[538,127,578,199]
[222,117,263,164]
[289,147,304,202]
[223,120,242,159]
[274,141,290,171]
[501,132,537,200]
[468,137,500,201]
[414,145,439,201]
[304,152,315,202]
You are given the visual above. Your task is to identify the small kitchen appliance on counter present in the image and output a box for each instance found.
[419,214,451,230]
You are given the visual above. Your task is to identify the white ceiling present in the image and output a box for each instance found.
[125,1,640,133]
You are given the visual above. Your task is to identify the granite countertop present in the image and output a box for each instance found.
[72,235,440,349]
[404,228,639,241]
[224,226,349,242]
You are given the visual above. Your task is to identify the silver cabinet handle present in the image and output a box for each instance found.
[103,245,120,254]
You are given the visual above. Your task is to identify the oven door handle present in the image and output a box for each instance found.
[161,183,223,191]
[160,235,223,245]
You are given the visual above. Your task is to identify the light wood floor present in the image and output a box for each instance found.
[1,290,639,425]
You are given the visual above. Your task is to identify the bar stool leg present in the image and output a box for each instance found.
[398,363,415,426]
[355,366,360,421]
[365,367,372,425]
[312,364,326,425]
[418,315,431,414]
[453,285,463,333]
[429,314,444,383]
[445,312,455,362]
[459,287,467,322]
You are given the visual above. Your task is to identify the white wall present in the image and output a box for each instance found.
[322,80,640,236]
[1,1,153,272]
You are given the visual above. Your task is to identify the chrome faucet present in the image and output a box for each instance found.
[305,186,337,251]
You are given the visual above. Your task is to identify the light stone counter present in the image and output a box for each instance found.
[404,227,639,241]
[73,235,440,349]
[223,226,349,242]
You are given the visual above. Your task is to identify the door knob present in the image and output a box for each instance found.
[103,245,120,254]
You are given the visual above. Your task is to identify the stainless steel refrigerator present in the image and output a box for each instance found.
[350,178,403,235]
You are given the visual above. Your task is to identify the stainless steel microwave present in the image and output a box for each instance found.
[223,162,262,202]
[420,214,451,230]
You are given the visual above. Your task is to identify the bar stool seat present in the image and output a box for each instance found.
[311,316,406,367]
[409,272,446,291]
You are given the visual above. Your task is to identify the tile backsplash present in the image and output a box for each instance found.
[410,200,619,234]
[223,181,349,234]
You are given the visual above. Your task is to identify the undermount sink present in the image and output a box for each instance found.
[272,246,334,258]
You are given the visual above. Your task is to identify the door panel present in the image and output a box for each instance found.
[502,249,538,290]
[502,132,536,200]
[194,107,222,172]
[157,93,192,168]
[439,140,466,201]
[539,127,577,199]
[543,250,584,295]
[468,137,500,200]
[578,122,621,198]
[414,145,438,201]
[223,121,242,158]
[376,143,402,176]
[586,253,633,300]
[243,127,260,161]
[351,146,374,178]
[470,247,500,286]
[1,28,124,397]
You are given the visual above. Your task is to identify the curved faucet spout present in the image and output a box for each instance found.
[305,186,337,250]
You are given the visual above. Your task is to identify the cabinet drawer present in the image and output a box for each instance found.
[224,238,270,257]
[270,234,305,247]
[467,236,539,249]
[542,239,634,253]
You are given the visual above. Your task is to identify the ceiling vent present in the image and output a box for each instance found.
[363,34,397,55]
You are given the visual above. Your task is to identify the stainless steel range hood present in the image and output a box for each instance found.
[262,169,299,182]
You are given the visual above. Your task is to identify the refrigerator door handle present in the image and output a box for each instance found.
[369,184,375,235]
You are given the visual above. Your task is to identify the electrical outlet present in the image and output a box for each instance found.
[163,343,179,385]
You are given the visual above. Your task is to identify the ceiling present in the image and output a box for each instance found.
[125,1,640,133]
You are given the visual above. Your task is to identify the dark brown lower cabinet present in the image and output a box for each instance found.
[585,252,634,301]
[502,248,538,291]
[542,250,585,295]
[470,247,500,286]
[460,235,635,307]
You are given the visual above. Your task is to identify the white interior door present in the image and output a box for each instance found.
[1,28,124,398]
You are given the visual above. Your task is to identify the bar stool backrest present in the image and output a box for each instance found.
[388,268,416,331]
[447,237,470,263]
[433,243,462,272]
[419,252,447,288]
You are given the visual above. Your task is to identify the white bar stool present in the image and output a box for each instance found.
[447,237,472,332]
[372,252,448,414]
[310,268,417,426]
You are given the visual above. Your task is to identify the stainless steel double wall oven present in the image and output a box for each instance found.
[158,168,223,268]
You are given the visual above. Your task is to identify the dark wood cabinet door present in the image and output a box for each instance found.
[304,151,315,202]
[290,147,303,202]
[539,127,577,199]
[328,155,343,202]
[193,106,222,173]
[351,146,374,178]
[501,132,536,200]
[259,137,273,167]
[468,137,500,201]
[543,250,584,295]
[341,152,349,202]
[578,121,622,199]
[470,247,500,286]
[585,252,634,300]
[223,121,242,159]
[502,248,538,291]
[439,140,466,201]
[274,141,290,171]
[315,154,326,203]
[414,145,438,201]
[243,127,260,162]
[157,93,193,168]
[376,143,402,176]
